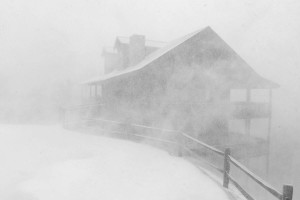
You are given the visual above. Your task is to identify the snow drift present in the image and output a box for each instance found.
[0,125,230,200]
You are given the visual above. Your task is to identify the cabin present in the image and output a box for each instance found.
[81,26,279,157]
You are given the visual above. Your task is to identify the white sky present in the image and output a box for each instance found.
[0,0,299,94]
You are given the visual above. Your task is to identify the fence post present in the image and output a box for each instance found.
[282,185,293,200]
[223,148,231,188]
[176,131,184,157]
[124,123,130,140]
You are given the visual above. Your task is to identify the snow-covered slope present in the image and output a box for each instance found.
[0,125,230,200]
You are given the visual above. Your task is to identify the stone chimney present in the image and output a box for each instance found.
[129,35,146,66]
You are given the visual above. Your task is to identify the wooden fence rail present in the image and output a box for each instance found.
[229,155,283,199]
[228,175,255,200]
[63,114,293,200]
[184,131,293,200]
[184,135,293,200]
[181,132,224,156]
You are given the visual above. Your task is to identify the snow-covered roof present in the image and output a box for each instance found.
[82,28,205,85]
[83,26,279,89]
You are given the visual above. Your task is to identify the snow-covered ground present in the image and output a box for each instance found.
[0,125,231,200]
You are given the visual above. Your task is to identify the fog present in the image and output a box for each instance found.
[0,0,300,199]
[1,0,300,122]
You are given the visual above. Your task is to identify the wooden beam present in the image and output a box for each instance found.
[223,148,231,188]
[229,155,283,199]
[282,185,293,200]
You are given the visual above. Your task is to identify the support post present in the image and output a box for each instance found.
[95,84,98,97]
[266,89,273,178]
[124,123,131,140]
[267,89,273,144]
[89,85,92,97]
[245,88,251,135]
[223,148,231,188]
[282,185,293,200]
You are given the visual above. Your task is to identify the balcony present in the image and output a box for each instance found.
[231,102,270,119]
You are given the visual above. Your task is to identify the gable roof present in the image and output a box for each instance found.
[82,28,205,84]
[83,26,279,89]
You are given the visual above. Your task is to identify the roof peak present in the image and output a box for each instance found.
[115,36,167,48]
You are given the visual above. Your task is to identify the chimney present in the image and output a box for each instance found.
[129,35,146,66]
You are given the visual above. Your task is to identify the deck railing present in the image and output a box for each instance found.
[63,109,293,200]
[231,102,270,119]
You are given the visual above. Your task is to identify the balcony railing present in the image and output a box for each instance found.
[231,102,270,119]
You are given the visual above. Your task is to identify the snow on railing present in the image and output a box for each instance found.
[63,111,293,200]
[181,130,292,200]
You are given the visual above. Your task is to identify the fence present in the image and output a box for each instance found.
[63,107,293,200]
[181,130,293,200]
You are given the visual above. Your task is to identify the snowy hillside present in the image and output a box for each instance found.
[0,125,230,200]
